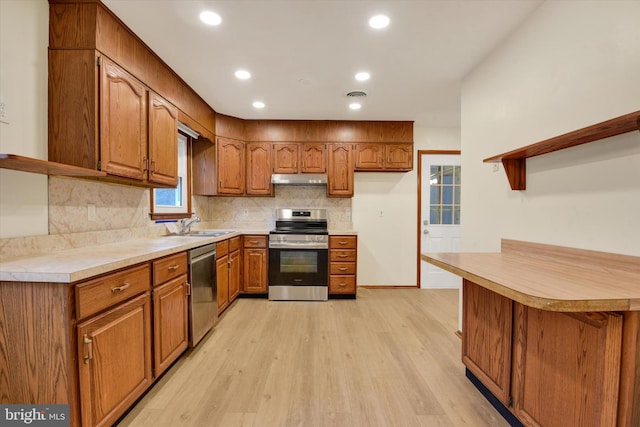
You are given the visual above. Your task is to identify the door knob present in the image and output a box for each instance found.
[423,229,429,234]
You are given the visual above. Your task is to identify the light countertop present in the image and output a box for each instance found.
[1,229,357,283]
[423,241,640,312]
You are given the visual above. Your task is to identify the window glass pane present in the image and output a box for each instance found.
[430,186,440,204]
[430,166,441,184]
[441,206,453,225]
[153,133,188,214]
[454,185,460,205]
[454,166,461,184]
[430,206,440,225]
[442,186,453,205]
[454,207,461,225]
[442,166,454,184]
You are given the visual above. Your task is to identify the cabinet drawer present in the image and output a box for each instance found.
[330,236,357,249]
[243,235,267,248]
[330,250,356,262]
[229,236,241,252]
[217,239,229,257]
[330,262,356,275]
[76,264,151,320]
[329,276,356,294]
[152,252,187,286]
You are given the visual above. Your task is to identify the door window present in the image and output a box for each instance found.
[429,165,461,225]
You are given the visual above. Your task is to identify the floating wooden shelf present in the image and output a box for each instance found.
[484,111,640,190]
[0,154,107,177]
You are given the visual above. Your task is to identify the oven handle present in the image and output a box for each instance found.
[269,242,328,250]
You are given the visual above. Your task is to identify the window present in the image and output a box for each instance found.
[150,125,198,220]
[429,165,461,225]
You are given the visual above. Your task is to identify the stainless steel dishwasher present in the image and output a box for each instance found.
[188,243,218,347]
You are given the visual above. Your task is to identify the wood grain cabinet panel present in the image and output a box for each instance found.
[148,91,179,186]
[462,280,512,405]
[354,143,413,171]
[77,292,152,427]
[217,237,242,313]
[153,276,188,377]
[217,254,230,314]
[385,143,413,170]
[327,144,354,197]
[217,137,245,195]
[512,305,623,427]
[329,236,357,297]
[242,235,268,294]
[272,143,299,173]
[354,143,384,170]
[246,142,272,195]
[301,143,327,173]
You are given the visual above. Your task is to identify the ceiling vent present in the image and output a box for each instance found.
[346,90,367,98]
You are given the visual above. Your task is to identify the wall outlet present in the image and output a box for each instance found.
[378,209,384,217]
[243,209,249,216]
[0,96,8,124]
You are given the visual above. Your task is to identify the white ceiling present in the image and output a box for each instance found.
[102,0,542,127]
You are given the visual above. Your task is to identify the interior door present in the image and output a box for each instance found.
[420,153,462,289]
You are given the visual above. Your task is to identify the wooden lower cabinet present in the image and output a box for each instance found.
[242,235,268,294]
[77,292,152,427]
[462,280,512,404]
[512,305,623,427]
[462,279,627,427]
[152,276,188,376]
[217,237,242,313]
[329,235,357,296]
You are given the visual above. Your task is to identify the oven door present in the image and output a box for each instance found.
[268,247,328,287]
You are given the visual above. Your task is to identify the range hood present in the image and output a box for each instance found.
[271,174,327,185]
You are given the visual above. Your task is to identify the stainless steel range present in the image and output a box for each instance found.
[268,208,329,301]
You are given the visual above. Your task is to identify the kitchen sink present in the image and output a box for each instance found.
[176,230,236,237]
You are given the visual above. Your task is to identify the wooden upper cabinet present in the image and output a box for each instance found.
[272,143,299,173]
[354,143,384,170]
[327,143,354,198]
[301,143,326,173]
[148,91,179,186]
[246,142,272,196]
[354,143,413,171]
[217,137,245,195]
[100,57,148,181]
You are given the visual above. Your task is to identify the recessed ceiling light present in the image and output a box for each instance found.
[349,102,362,110]
[369,14,390,29]
[253,101,265,109]
[355,72,370,81]
[235,70,251,80]
[200,10,222,26]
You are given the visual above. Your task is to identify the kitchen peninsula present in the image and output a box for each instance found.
[423,239,640,427]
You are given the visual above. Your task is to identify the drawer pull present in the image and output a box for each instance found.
[338,241,349,245]
[83,335,93,364]
[167,264,180,271]
[250,240,260,244]
[338,283,347,287]
[111,283,131,293]
[338,267,348,271]
[337,255,348,258]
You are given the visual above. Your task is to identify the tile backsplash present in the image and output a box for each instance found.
[0,178,351,259]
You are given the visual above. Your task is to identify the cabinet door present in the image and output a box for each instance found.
[153,275,188,377]
[148,91,179,186]
[217,255,229,313]
[77,292,152,427]
[462,280,512,405]
[354,143,384,170]
[327,143,354,197]
[243,248,267,293]
[246,142,273,195]
[385,144,413,171]
[217,137,245,195]
[272,143,299,173]
[301,143,326,173]
[100,57,148,180]
[228,250,241,301]
[512,305,622,427]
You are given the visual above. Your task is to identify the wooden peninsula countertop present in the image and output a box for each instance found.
[422,239,640,312]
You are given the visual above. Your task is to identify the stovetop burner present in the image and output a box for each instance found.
[272,208,328,235]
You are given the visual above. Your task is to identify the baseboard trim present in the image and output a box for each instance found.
[358,285,418,289]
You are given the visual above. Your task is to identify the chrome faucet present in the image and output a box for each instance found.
[178,214,201,234]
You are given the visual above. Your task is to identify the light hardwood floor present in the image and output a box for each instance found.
[117,288,508,427]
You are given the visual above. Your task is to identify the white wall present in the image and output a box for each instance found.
[353,126,460,286]
[0,0,49,238]
[461,0,640,256]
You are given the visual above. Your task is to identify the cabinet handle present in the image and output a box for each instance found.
[250,240,260,244]
[111,283,131,293]
[337,255,348,258]
[143,156,149,172]
[83,335,93,364]
[150,159,156,173]
[168,264,179,271]
[338,267,348,271]
[338,241,349,245]
[338,283,347,287]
